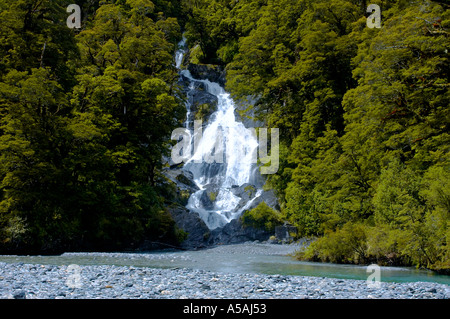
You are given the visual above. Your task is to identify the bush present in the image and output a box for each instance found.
[298,220,450,271]
[241,202,283,232]
[371,161,450,270]
[189,44,204,64]
[366,225,411,266]
[297,223,368,264]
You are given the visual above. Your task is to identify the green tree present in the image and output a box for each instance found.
[66,0,185,248]
[0,0,78,88]
[0,0,186,252]
[0,68,78,251]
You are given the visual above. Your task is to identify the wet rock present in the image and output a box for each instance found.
[179,74,219,127]
[162,168,199,206]
[198,184,221,210]
[163,168,197,191]
[254,189,279,210]
[191,90,218,113]
[175,171,198,190]
[231,183,257,201]
[177,74,191,93]
[199,190,214,210]
[187,64,226,87]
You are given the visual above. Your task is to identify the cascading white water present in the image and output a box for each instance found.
[175,39,261,230]
[175,37,186,69]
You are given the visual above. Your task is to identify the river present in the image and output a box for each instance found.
[0,243,448,285]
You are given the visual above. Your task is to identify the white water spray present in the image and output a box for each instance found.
[174,39,262,230]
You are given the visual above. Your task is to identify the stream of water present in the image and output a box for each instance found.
[0,244,448,285]
[175,38,262,230]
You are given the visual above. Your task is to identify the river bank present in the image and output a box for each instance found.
[1,243,449,299]
[0,261,448,299]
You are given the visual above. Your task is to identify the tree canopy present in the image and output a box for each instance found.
[183,0,449,271]
[0,0,185,252]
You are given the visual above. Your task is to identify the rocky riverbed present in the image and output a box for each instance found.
[1,260,448,299]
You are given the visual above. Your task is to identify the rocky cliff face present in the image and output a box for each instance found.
[164,62,279,249]
[187,64,227,87]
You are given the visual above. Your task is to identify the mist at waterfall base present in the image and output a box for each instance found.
[173,39,265,230]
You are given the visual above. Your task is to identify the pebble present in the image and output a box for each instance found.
[0,261,448,299]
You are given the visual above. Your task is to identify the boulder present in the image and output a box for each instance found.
[191,90,218,109]
[177,73,191,93]
[163,168,199,193]
[207,217,273,245]
[175,172,198,190]
[251,189,279,211]
[162,168,199,206]
[168,205,210,249]
[231,183,257,211]
[230,183,257,199]
[199,190,214,210]
[275,222,298,243]
[232,187,279,213]
[180,76,218,126]
[197,184,221,210]
[190,90,218,124]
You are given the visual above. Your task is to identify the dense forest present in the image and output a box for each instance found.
[0,0,189,252]
[0,0,448,272]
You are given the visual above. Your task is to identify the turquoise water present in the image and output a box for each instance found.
[0,247,449,285]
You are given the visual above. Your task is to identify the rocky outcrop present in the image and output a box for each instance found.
[187,64,226,87]
[230,183,279,211]
[178,73,218,127]
[250,189,279,211]
[201,187,279,245]
[275,222,298,243]
[167,205,210,249]
[198,184,220,210]
[162,166,280,248]
[163,168,199,193]
[233,96,265,129]
[207,217,273,245]
[162,165,211,249]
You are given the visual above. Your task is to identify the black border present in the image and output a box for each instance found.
[0,299,448,317]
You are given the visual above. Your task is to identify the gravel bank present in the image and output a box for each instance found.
[1,261,448,299]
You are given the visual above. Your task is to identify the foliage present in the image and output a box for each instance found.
[0,0,185,253]
[241,202,282,232]
[189,0,449,271]
[297,222,368,264]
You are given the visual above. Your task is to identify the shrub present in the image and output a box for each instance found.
[241,202,282,232]
[298,223,368,264]
[189,44,204,64]
[366,225,411,266]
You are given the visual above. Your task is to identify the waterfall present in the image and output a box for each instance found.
[174,39,262,230]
